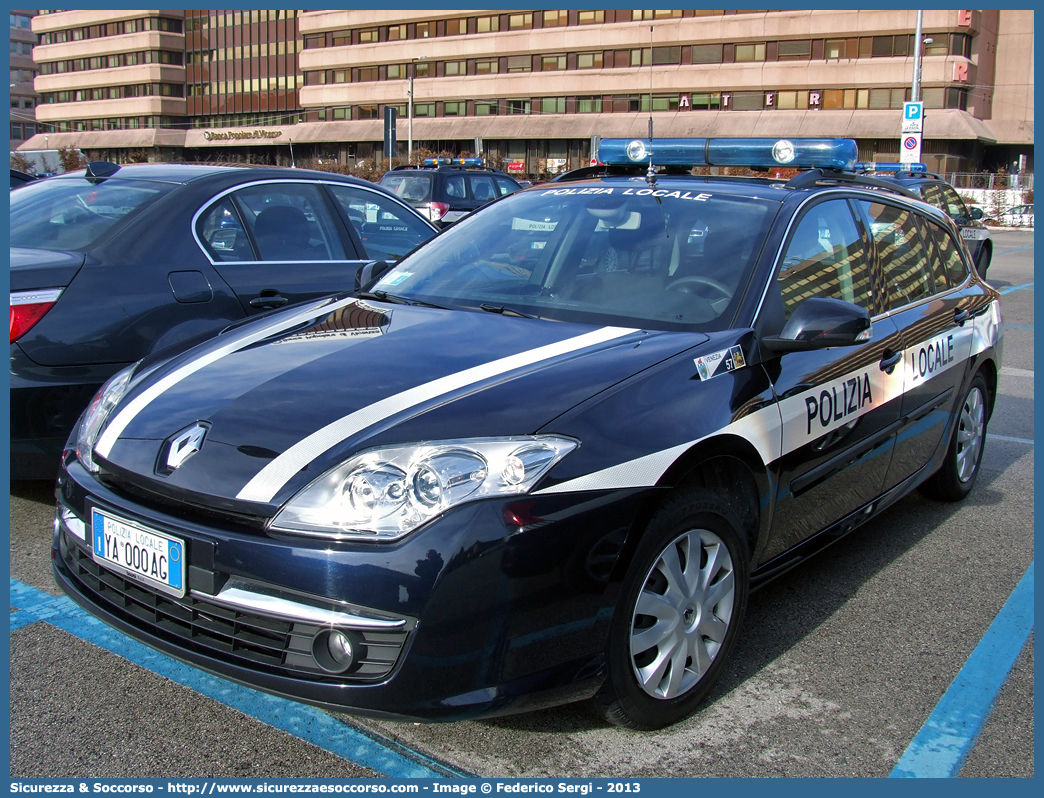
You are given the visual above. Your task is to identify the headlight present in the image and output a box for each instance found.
[270,436,578,541]
[75,365,135,473]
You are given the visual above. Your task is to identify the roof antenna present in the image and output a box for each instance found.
[289,137,296,169]
[646,25,656,186]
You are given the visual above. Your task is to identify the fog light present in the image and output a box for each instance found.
[311,629,360,674]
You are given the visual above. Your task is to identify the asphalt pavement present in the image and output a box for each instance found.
[8,230,1034,779]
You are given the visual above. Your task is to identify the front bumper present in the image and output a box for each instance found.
[53,456,660,721]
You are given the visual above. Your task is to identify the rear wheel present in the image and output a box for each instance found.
[592,490,749,730]
[920,372,988,501]
[976,243,991,277]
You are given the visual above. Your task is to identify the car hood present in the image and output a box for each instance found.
[97,295,706,511]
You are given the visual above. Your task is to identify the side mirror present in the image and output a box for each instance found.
[970,207,984,220]
[355,260,392,291]
[762,297,872,353]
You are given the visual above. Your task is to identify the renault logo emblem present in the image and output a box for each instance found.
[162,422,210,473]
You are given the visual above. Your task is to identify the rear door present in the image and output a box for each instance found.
[761,196,904,562]
[194,180,364,313]
[857,200,977,491]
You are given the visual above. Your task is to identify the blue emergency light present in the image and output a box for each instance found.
[423,157,483,167]
[598,138,859,171]
[854,162,927,173]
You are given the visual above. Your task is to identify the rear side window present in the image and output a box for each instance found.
[469,175,497,202]
[10,177,173,251]
[441,175,467,200]
[777,199,872,317]
[495,177,518,196]
[924,219,969,288]
[326,184,435,262]
[860,201,933,309]
[230,183,346,262]
[380,173,432,203]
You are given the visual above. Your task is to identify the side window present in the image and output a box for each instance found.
[777,199,872,317]
[925,219,970,288]
[196,197,255,262]
[918,183,945,212]
[495,177,518,196]
[442,175,466,200]
[231,183,346,262]
[938,184,969,219]
[859,201,933,309]
[469,175,497,202]
[326,185,435,262]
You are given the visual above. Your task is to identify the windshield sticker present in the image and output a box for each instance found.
[378,272,412,287]
[694,346,746,381]
[512,218,559,231]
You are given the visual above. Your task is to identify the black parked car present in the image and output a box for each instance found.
[10,168,38,190]
[869,167,993,276]
[379,158,522,226]
[10,162,438,479]
[53,138,1001,729]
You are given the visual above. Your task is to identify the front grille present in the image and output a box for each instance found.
[62,538,409,683]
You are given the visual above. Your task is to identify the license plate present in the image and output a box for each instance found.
[91,508,185,598]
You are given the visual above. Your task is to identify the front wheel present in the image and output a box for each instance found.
[976,243,991,277]
[919,372,989,501]
[591,490,749,730]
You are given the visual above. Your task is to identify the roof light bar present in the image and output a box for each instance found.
[423,157,483,167]
[855,162,928,173]
[598,138,859,171]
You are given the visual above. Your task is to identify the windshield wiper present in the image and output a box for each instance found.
[356,290,447,309]
[479,303,539,319]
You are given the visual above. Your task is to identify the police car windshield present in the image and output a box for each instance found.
[371,184,778,331]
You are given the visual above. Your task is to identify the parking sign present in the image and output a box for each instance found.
[900,132,923,164]
[902,101,924,133]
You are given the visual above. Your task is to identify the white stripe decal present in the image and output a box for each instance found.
[235,326,639,503]
[96,297,361,458]
[540,300,1002,495]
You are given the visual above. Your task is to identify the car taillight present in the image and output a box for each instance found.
[10,288,62,343]
[428,202,450,222]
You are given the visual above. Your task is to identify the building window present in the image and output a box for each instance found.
[331,30,351,46]
[475,100,498,115]
[652,46,681,65]
[507,55,532,73]
[730,91,763,111]
[358,67,379,82]
[443,101,465,116]
[445,18,466,36]
[542,54,566,71]
[577,52,603,69]
[387,64,404,79]
[735,43,766,62]
[332,70,348,84]
[541,97,566,114]
[577,96,602,113]
[357,105,378,119]
[413,103,435,117]
[359,28,378,43]
[690,44,723,64]
[543,10,569,27]
[631,49,650,67]
[690,92,722,111]
[578,10,604,25]
[440,60,462,76]
[508,13,533,30]
[415,21,434,38]
[825,38,858,59]
[414,62,431,77]
[387,24,406,41]
[777,40,812,60]
[476,15,499,33]
[506,98,531,114]
[776,90,809,109]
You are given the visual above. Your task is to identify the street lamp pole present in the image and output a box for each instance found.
[408,56,425,166]
[911,9,924,102]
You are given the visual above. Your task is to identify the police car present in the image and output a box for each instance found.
[860,163,993,277]
[53,138,1002,730]
[380,157,522,226]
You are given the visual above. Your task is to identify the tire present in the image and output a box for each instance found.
[919,372,989,502]
[591,489,750,730]
[976,243,991,277]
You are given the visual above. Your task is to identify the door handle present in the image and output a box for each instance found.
[249,292,289,309]
[879,349,902,374]
[953,308,969,326]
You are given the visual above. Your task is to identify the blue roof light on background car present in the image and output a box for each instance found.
[598,137,859,171]
[855,162,928,173]
[423,157,483,167]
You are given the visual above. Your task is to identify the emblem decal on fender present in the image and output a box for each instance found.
[694,345,746,380]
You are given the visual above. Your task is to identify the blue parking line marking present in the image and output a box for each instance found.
[1003,324,1033,330]
[996,246,1033,257]
[890,561,1034,778]
[9,578,470,779]
[999,281,1033,295]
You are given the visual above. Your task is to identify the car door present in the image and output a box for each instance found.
[194,180,364,314]
[858,200,977,492]
[324,183,437,264]
[760,197,905,561]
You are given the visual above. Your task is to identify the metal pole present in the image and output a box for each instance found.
[912,9,924,102]
[408,69,414,166]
